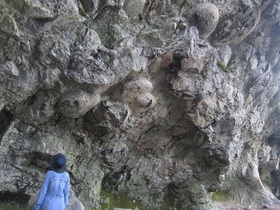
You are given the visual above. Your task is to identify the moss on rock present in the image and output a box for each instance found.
[212,191,230,202]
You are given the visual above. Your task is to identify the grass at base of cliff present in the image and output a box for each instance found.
[1,191,158,210]
[97,190,145,210]
[0,203,27,210]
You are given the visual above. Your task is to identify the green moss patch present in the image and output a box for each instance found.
[212,191,231,202]
[217,61,230,73]
[4,0,29,13]
[0,0,29,18]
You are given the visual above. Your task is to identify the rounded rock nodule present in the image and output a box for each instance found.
[58,89,100,119]
[194,3,219,39]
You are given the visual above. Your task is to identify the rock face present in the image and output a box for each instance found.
[0,0,280,209]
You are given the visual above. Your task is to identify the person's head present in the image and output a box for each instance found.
[50,153,66,173]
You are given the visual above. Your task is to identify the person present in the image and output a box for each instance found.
[35,153,70,210]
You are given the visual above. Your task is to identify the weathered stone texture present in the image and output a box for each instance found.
[0,0,280,209]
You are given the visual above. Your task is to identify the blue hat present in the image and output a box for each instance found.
[50,153,66,173]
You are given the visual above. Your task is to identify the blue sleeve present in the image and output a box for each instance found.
[35,172,50,210]
[64,173,70,208]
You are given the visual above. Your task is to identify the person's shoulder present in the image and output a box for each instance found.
[45,170,57,179]
[47,170,69,178]
[63,171,70,178]
[46,170,56,176]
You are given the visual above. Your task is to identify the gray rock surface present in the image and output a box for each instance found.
[0,0,280,209]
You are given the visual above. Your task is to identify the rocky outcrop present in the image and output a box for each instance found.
[0,0,280,209]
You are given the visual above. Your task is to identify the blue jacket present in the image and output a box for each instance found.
[35,170,70,210]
